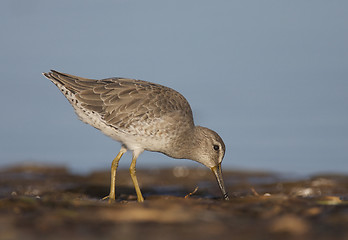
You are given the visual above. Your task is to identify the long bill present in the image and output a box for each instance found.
[211,163,229,200]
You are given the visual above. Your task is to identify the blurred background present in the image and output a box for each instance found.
[0,0,347,175]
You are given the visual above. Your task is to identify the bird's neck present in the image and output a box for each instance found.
[166,126,202,161]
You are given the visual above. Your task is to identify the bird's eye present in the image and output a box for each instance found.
[213,145,219,151]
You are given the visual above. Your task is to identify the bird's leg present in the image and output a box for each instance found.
[129,153,144,202]
[103,146,127,203]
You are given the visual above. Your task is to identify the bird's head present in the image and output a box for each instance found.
[192,126,229,200]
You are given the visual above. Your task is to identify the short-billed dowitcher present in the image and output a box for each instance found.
[43,70,229,202]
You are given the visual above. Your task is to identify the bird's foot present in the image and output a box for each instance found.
[102,195,116,203]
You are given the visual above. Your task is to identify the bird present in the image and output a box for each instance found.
[43,70,229,202]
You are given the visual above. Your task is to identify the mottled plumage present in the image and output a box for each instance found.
[44,70,228,202]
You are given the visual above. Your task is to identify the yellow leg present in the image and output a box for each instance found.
[103,147,126,203]
[129,154,144,202]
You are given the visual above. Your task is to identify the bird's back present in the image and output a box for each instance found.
[44,70,195,150]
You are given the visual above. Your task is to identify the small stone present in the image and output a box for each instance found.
[317,196,342,205]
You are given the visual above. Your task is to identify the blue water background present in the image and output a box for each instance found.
[0,1,347,175]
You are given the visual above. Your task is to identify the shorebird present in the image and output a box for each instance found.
[43,70,229,202]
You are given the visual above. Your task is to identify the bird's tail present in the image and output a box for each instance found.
[42,70,96,93]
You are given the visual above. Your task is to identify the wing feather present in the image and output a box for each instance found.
[44,70,194,134]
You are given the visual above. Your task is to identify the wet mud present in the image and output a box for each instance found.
[1,164,348,240]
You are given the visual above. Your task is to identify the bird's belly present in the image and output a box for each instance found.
[117,134,172,152]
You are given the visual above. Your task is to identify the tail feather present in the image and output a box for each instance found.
[43,70,98,93]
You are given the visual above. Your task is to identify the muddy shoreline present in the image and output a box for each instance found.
[1,165,348,240]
